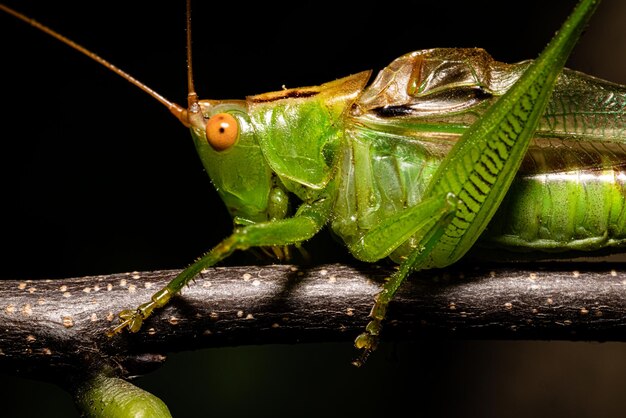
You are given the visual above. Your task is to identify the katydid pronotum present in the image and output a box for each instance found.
[2,0,624,373]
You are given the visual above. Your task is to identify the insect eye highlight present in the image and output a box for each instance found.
[205,113,238,151]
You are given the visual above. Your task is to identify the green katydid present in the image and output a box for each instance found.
[2,0,623,370]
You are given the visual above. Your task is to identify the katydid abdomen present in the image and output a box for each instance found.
[485,169,625,251]
[333,139,625,261]
[333,47,625,262]
[333,145,625,259]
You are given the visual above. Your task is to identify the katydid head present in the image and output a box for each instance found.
[185,100,275,225]
[180,67,370,226]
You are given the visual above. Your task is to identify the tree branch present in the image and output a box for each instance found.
[1,262,624,383]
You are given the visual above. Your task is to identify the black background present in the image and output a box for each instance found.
[1,1,626,417]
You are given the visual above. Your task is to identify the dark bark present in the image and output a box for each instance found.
[0,262,624,385]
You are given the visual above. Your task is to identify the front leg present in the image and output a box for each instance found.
[108,190,333,336]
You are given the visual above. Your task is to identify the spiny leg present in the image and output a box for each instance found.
[108,192,333,336]
[107,235,238,336]
[351,194,458,366]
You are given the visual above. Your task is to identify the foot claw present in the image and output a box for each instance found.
[106,318,133,337]
[353,327,379,367]
[106,309,144,337]
[351,347,372,368]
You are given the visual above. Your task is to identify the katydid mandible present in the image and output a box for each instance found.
[2,0,623,365]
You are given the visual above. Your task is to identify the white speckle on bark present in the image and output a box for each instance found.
[21,304,32,316]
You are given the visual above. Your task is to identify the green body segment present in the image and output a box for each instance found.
[247,73,370,192]
[484,170,626,251]
[332,128,626,261]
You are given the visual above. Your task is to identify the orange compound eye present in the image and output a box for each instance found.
[205,113,238,151]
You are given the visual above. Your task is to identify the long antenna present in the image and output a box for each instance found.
[186,0,199,110]
[0,3,189,125]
